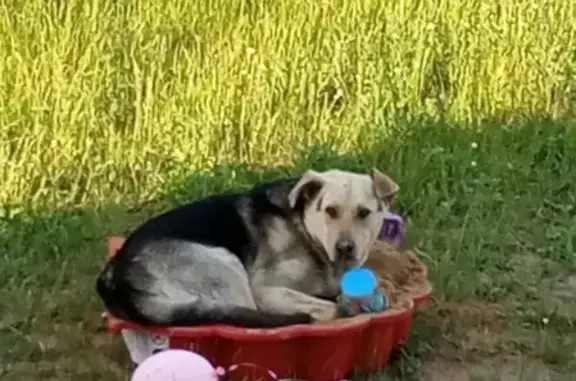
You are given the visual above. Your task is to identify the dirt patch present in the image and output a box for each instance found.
[412,299,511,360]
[418,299,506,334]
[550,271,576,317]
[551,273,576,299]
[433,300,506,331]
[420,356,559,381]
[407,299,563,380]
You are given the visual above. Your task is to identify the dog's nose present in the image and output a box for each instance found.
[335,238,355,257]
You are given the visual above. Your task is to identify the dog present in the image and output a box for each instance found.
[96,168,399,328]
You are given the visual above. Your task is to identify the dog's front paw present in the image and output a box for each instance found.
[311,303,339,322]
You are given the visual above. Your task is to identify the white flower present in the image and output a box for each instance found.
[335,89,344,99]
[246,47,256,56]
[50,140,57,148]
[470,161,477,167]
[542,317,549,325]
[470,142,478,149]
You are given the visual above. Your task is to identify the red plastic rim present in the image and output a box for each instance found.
[106,301,416,338]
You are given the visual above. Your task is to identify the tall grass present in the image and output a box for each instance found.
[1,0,575,208]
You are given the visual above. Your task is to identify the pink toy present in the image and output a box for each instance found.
[131,349,218,381]
[131,349,282,381]
[130,348,350,381]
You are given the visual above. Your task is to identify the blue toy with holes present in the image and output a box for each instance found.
[337,267,388,316]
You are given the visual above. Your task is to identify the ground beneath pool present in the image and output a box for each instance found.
[379,261,576,381]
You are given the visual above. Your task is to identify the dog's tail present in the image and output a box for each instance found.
[96,261,146,322]
[167,304,313,328]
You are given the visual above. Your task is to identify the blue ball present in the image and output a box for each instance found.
[340,267,378,298]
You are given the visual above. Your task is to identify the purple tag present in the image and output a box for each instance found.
[379,212,404,247]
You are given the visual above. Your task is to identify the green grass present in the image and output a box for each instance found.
[1,0,576,380]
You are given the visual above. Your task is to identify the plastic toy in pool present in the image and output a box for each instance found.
[337,267,388,316]
[103,213,431,381]
[379,211,405,247]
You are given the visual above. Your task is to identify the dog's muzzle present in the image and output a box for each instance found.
[335,237,356,258]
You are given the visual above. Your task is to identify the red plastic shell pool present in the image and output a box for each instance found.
[104,236,432,381]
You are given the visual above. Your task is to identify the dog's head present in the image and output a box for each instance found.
[288,168,399,265]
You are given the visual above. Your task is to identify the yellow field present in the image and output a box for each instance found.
[1,0,574,207]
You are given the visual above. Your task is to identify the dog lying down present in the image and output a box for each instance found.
[96,168,399,328]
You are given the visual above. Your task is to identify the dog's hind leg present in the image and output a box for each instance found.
[129,241,312,327]
[254,286,339,322]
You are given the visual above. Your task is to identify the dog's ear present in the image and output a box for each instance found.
[288,170,325,209]
[370,168,399,203]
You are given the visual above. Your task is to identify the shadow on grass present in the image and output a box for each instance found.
[1,118,575,379]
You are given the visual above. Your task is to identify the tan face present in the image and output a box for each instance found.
[288,168,399,265]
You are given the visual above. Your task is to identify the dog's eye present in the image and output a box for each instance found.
[357,207,371,220]
[325,206,339,219]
